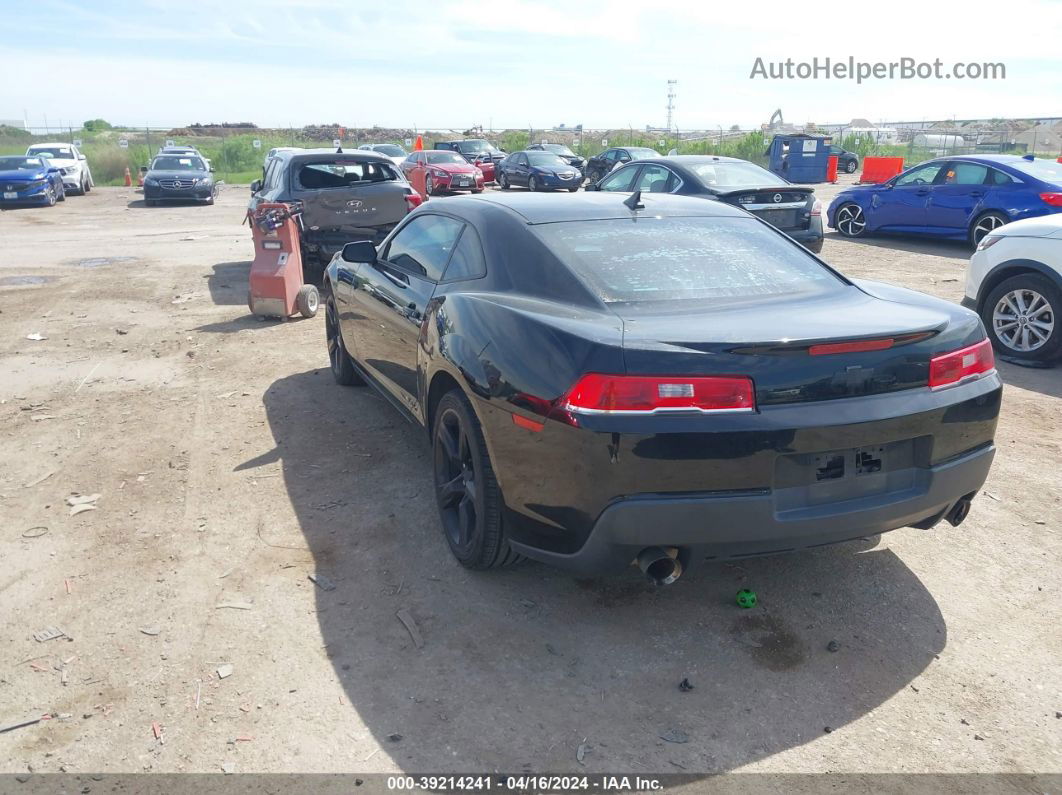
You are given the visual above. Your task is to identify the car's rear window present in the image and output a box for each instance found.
[297,160,399,189]
[690,161,787,190]
[534,216,842,304]
[1010,158,1062,185]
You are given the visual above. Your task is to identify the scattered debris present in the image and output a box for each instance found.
[308,572,336,591]
[960,718,970,725]
[139,627,161,637]
[576,739,590,764]
[24,470,57,488]
[678,678,694,692]
[152,721,163,742]
[387,733,403,742]
[115,328,129,335]
[33,626,66,643]
[216,390,238,399]
[396,608,423,649]
[66,494,101,517]
[983,491,1001,501]
[221,761,235,775]
[216,664,234,680]
[21,526,49,539]
[26,333,47,341]
[30,414,57,422]
[171,293,196,305]
[69,504,97,517]
[64,579,72,595]
[824,726,833,734]
[827,640,840,653]
[196,681,202,711]
[658,728,689,744]
[974,734,984,741]
[0,715,48,734]
[215,601,253,610]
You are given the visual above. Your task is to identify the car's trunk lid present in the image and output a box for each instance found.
[717,186,814,231]
[613,286,953,404]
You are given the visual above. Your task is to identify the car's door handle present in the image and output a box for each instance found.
[379,268,408,289]
[970,191,984,197]
[915,189,929,195]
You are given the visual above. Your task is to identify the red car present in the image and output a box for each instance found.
[401,150,485,197]
[470,155,496,182]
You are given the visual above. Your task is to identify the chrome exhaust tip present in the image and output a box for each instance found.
[637,547,683,586]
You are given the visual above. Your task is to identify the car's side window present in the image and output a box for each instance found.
[382,214,463,282]
[603,150,617,162]
[517,154,528,167]
[441,225,487,282]
[634,164,674,193]
[896,164,943,186]
[942,162,989,185]
[598,166,639,192]
[987,168,1017,186]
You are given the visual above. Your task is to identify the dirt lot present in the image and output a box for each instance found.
[0,177,1059,779]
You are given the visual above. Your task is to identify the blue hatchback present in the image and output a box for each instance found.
[828,155,1062,247]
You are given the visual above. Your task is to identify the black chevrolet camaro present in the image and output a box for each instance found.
[324,192,1001,583]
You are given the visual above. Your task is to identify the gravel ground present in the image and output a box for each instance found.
[0,177,1059,781]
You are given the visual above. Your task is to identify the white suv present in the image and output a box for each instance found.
[965,214,1062,363]
[26,142,94,195]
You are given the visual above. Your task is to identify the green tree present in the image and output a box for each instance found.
[83,119,113,132]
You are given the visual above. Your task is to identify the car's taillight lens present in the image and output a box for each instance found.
[1039,192,1062,207]
[404,191,423,211]
[810,199,822,216]
[562,374,755,414]
[928,339,995,389]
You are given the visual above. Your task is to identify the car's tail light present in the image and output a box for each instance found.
[810,199,822,216]
[562,374,755,414]
[404,191,423,211]
[1039,192,1062,207]
[810,337,894,355]
[928,338,995,389]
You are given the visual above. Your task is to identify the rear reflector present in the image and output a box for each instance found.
[928,338,995,389]
[405,191,423,210]
[1039,192,1062,207]
[563,374,755,414]
[511,413,544,432]
[809,337,894,355]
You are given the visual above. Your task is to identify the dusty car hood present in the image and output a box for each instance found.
[0,169,48,181]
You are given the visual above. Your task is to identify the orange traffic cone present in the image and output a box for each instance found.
[124,167,132,187]
[413,135,423,152]
[137,169,144,187]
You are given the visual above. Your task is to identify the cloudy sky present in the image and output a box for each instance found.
[4,0,1060,131]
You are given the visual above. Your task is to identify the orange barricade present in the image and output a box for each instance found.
[858,157,904,184]
[826,155,838,183]
[1057,156,1062,164]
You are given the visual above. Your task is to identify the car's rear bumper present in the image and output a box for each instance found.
[784,218,825,252]
[488,373,1001,575]
[510,442,993,575]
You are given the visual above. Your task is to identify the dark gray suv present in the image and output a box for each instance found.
[250,149,420,276]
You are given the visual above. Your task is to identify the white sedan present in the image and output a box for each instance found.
[26,142,93,195]
[964,213,1062,363]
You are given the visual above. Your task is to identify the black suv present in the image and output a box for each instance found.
[249,149,419,276]
[583,146,660,183]
[434,139,506,169]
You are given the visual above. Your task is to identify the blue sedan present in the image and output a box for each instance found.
[828,155,1062,247]
[0,155,65,207]
[496,150,582,192]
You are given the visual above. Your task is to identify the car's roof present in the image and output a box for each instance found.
[635,155,752,166]
[277,148,393,164]
[448,191,750,224]
[28,142,75,148]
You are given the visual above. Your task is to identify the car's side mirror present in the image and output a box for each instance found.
[139,166,148,173]
[210,167,216,172]
[250,180,262,192]
[585,183,599,192]
[48,167,60,173]
[78,153,87,161]
[341,240,378,264]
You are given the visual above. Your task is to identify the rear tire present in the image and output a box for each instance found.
[528,176,539,192]
[57,184,65,202]
[296,284,319,318]
[969,211,1009,248]
[499,173,510,190]
[981,273,1061,362]
[432,390,522,570]
[325,295,364,385]
[845,160,857,174]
